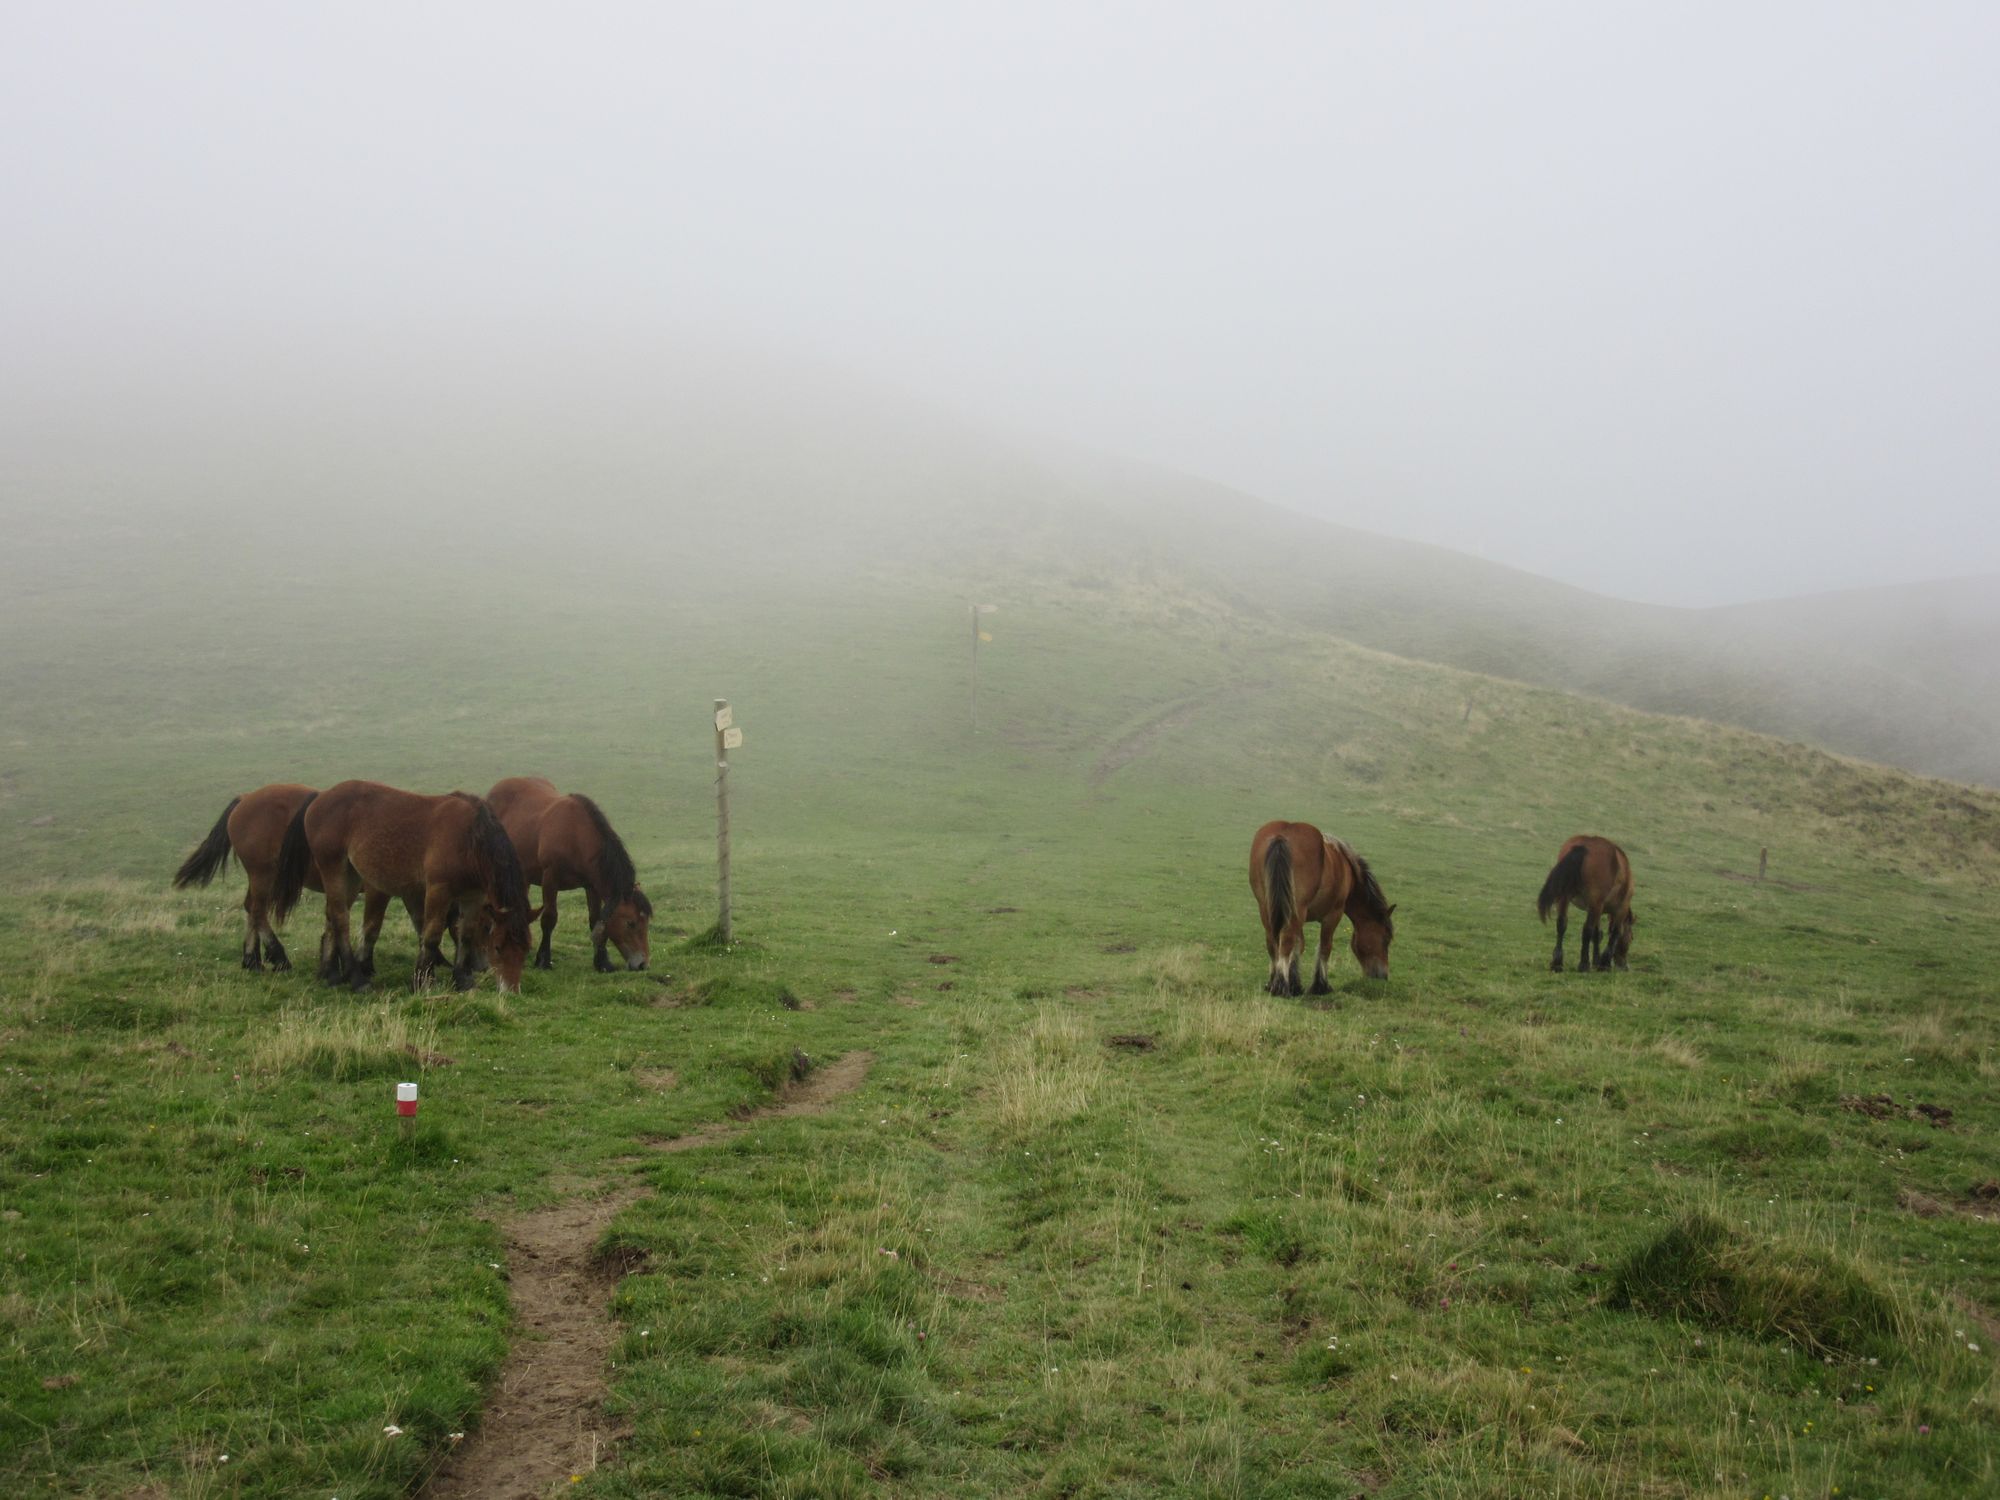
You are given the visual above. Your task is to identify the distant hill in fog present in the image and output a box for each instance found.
[6,342,1996,786]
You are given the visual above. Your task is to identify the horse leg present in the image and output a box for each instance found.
[1279,914,1306,997]
[319,875,356,986]
[1263,920,1286,995]
[409,883,458,992]
[350,889,387,991]
[1550,901,1567,972]
[535,886,557,969]
[1585,905,1609,971]
[251,884,291,971]
[240,891,263,971]
[587,887,614,973]
[1309,918,1336,995]
[1613,905,1630,970]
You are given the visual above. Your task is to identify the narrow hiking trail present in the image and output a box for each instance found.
[424,1052,875,1497]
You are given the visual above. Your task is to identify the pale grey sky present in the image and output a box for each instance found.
[5,2,1996,605]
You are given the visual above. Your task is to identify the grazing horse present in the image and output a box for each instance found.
[271,781,532,993]
[1538,835,1635,972]
[1249,820,1397,995]
[173,784,320,971]
[486,776,652,971]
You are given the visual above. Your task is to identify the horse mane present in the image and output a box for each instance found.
[571,794,640,914]
[466,797,532,948]
[1333,839,1394,934]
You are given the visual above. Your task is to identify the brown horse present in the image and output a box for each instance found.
[173,784,320,970]
[1538,835,1635,972]
[486,777,652,971]
[271,781,532,993]
[1249,820,1397,994]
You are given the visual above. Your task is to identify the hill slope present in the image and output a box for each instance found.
[3,530,1999,1498]
[5,344,1994,784]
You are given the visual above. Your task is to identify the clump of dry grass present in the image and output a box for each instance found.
[1650,1036,1703,1069]
[990,1004,1103,1134]
[247,1002,441,1080]
[1142,944,1208,993]
[1169,988,1285,1056]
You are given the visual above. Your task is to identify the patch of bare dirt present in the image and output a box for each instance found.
[927,953,959,965]
[426,1185,644,1500]
[1840,1093,1953,1128]
[648,1051,875,1154]
[635,1069,678,1093]
[402,1043,455,1068]
[1105,1033,1157,1052]
[648,980,711,1009]
[779,991,817,1010]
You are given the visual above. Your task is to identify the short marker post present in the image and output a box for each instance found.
[396,1081,419,1142]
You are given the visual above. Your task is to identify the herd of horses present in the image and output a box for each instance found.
[1249,820,1635,994]
[172,778,653,995]
[173,787,1630,997]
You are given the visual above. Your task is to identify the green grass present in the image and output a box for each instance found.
[2,564,1997,1498]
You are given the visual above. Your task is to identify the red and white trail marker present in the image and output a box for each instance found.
[396,1082,419,1118]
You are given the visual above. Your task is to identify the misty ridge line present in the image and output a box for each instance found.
[2,342,1996,790]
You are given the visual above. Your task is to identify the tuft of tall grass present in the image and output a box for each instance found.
[990,1004,1103,1135]
[246,1001,442,1080]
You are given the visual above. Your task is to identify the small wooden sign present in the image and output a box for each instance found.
[721,726,744,750]
[714,705,734,732]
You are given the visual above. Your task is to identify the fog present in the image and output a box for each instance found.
[5,2,1999,607]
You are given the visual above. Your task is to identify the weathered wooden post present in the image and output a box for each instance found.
[713,699,742,943]
[1757,846,1768,883]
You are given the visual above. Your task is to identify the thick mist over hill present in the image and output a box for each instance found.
[6,343,1996,785]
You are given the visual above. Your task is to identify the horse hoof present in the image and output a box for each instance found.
[1308,979,1332,996]
[453,971,476,993]
[593,952,615,974]
[534,955,554,971]
[242,953,262,972]
[269,957,292,974]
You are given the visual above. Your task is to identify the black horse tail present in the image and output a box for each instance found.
[573,794,638,920]
[270,791,320,923]
[1538,844,1588,922]
[1264,837,1294,938]
[173,796,241,888]
[469,799,532,950]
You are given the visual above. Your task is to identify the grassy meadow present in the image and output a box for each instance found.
[2,562,1997,1499]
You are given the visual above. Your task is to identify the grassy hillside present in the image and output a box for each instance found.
[2,547,1997,1498]
[7,347,1995,785]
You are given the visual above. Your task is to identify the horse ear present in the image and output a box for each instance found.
[1387,904,1398,915]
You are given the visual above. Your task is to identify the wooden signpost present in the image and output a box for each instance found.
[713,700,742,943]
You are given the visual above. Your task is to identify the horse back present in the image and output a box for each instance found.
[534,795,613,891]
[1559,835,1631,909]
[486,778,561,882]
[1249,821,1339,921]
[309,781,480,900]
[229,783,318,884]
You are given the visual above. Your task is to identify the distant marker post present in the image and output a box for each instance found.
[396,1081,418,1142]
[969,604,998,731]
[714,700,737,944]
